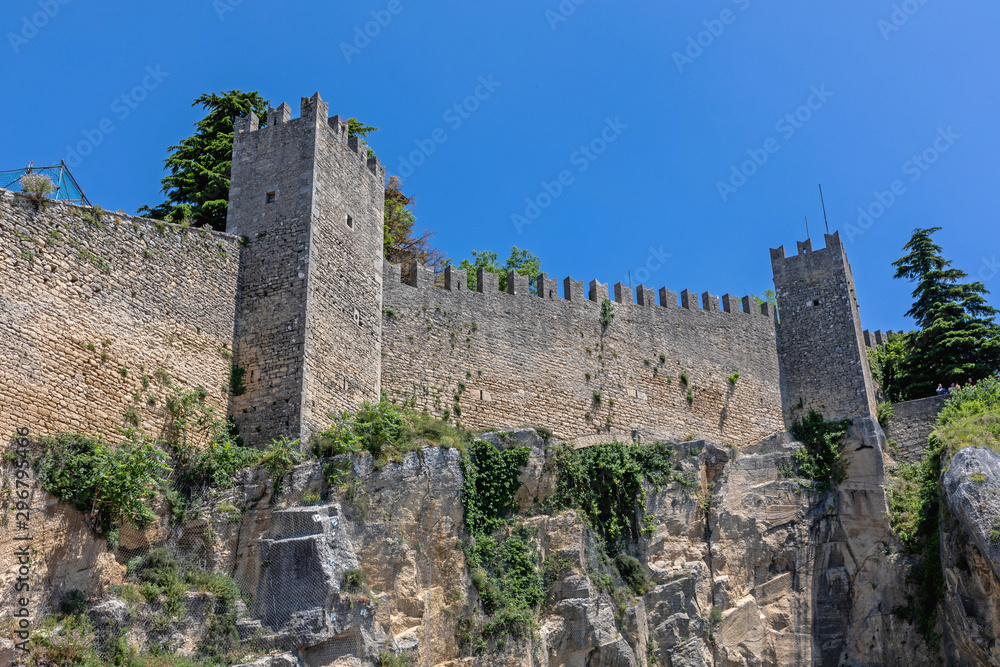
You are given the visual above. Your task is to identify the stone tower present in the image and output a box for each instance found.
[770,232,878,425]
[227,92,386,447]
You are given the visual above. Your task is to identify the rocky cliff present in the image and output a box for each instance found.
[4,417,1000,665]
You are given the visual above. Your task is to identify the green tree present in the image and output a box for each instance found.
[140,90,270,231]
[455,247,542,293]
[345,117,378,158]
[383,176,445,270]
[886,228,1000,398]
[867,334,912,403]
[893,227,997,329]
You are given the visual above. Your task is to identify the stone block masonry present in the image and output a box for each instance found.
[771,233,878,425]
[0,191,240,442]
[380,263,785,443]
[1,90,889,452]
[227,93,385,447]
[885,395,946,463]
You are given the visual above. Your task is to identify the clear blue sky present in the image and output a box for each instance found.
[4,0,998,332]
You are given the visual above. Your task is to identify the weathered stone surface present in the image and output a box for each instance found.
[0,191,240,445]
[943,447,1000,582]
[884,395,946,463]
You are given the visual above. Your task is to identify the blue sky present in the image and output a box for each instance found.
[4,0,998,332]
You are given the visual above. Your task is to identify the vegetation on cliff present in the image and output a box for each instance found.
[788,410,852,492]
[33,384,300,546]
[885,374,1000,648]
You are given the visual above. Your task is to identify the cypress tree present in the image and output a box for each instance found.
[890,227,1000,398]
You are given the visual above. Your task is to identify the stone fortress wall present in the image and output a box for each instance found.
[0,191,240,443]
[1,91,896,449]
[380,262,785,443]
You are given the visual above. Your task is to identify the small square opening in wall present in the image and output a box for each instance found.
[812,299,821,307]
[346,214,354,230]
[266,192,276,204]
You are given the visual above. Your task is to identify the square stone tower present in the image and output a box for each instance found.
[770,232,878,424]
[227,93,386,447]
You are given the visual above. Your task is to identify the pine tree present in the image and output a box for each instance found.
[890,227,1000,398]
[140,91,270,231]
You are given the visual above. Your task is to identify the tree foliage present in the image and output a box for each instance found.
[140,90,270,231]
[384,176,446,270]
[36,432,167,536]
[875,228,1000,400]
[453,247,542,293]
[790,411,851,492]
[141,92,449,271]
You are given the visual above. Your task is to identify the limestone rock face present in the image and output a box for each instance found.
[940,446,1000,666]
[942,447,1000,582]
[16,427,1000,666]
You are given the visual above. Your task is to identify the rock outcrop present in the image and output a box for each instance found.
[9,428,1000,665]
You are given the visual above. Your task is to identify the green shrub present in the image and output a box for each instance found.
[36,431,166,536]
[259,436,302,495]
[886,437,944,648]
[378,650,415,666]
[600,298,615,327]
[613,552,649,595]
[934,374,1000,459]
[344,568,369,592]
[547,441,678,551]
[790,411,851,491]
[227,362,247,396]
[728,372,740,386]
[59,589,90,617]
[461,440,530,537]
[877,401,894,430]
[466,524,544,638]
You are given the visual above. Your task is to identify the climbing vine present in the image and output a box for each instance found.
[790,410,851,491]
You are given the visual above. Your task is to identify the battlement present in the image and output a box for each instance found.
[381,256,783,442]
[771,229,877,423]
[0,89,883,449]
[232,92,385,182]
[769,231,844,266]
[863,330,905,348]
[388,262,774,318]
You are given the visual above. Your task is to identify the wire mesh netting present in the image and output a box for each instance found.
[0,163,89,205]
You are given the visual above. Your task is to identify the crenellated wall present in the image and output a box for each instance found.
[1,90,886,451]
[380,262,785,442]
[0,191,240,442]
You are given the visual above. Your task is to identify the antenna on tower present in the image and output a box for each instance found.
[805,215,810,240]
[818,184,830,234]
